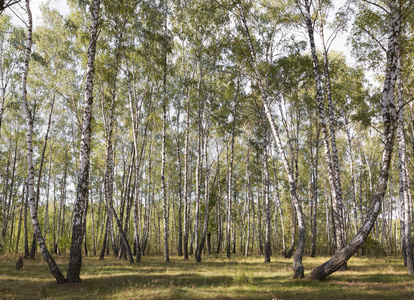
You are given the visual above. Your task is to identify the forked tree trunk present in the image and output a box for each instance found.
[67,0,100,283]
[21,0,66,283]
[320,17,346,263]
[299,0,346,268]
[308,3,400,280]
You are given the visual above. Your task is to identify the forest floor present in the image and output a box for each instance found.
[0,253,413,299]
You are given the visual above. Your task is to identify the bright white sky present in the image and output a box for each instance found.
[31,0,70,18]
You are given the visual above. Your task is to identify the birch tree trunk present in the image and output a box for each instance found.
[183,89,190,260]
[195,115,211,262]
[310,125,320,257]
[308,2,401,279]
[345,120,359,244]
[238,3,305,278]
[162,47,169,262]
[15,183,25,253]
[175,101,183,256]
[298,0,346,268]
[263,127,271,262]
[397,57,413,274]
[30,95,55,259]
[272,161,286,254]
[67,0,100,283]
[21,0,66,283]
[193,75,203,261]
[23,179,29,257]
[320,18,346,260]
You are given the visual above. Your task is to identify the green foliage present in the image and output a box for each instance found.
[232,270,254,285]
[363,236,387,257]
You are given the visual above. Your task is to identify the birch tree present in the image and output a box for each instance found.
[67,0,101,283]
[20,0,66,284]
[236,1,306,278]
[308,0,402,280]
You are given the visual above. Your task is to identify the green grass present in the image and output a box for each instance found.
[1,253,413,299]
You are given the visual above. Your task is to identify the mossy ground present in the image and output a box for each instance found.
[1,253,413,299]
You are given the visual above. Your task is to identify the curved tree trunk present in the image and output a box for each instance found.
[299,0,346,269]
[308,3,401,280]
[238,3,305,278]
[29,94,55,260]
[21,0,65,284]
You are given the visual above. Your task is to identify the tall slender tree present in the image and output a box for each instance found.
[67,0,101,283]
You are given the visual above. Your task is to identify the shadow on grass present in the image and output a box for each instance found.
[1,254,414,299]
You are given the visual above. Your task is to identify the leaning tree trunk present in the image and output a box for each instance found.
[238,3,305,278]
[300,0,346,267]
[67,0,100,283]
[21,0,66,284]
[30,96,55,259]
[308,3,401,280]
[320,19,346,263]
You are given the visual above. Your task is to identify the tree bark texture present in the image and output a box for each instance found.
[238,3,305,278]
[308,3,401,280]
[67,0,100,283]
[21,0,66,283]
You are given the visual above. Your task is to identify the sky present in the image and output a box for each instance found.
[31,0,70,19]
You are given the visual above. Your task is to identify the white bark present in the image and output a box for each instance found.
[238,3,305,278]
[67,0,100,283]
[308,2,400,280]
[21,0,65,284]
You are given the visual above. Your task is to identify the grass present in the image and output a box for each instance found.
[0,253,413,299]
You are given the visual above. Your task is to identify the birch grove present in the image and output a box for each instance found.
[0,0,414,285]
